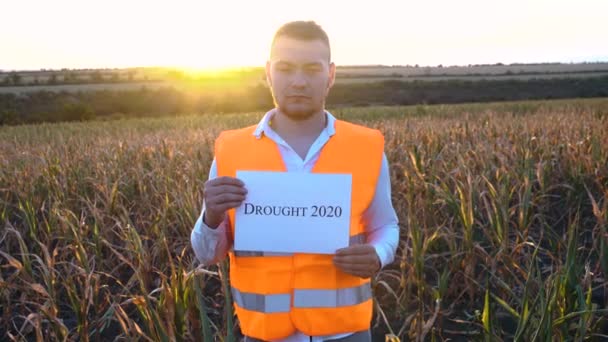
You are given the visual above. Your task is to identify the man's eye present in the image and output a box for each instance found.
[277,65,293,72]
[306,67,321,73]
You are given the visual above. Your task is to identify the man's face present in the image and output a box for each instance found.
[266,36,336,120]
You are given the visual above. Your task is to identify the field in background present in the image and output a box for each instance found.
[338,62,608,77]
[1,62,608,94]
[1,98,608,340]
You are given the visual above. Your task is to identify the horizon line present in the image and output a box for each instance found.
[3,59,608,73]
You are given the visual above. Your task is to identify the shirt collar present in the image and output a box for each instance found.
[253,108,337,139]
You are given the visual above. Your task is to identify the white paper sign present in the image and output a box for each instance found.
[234,171,352,254]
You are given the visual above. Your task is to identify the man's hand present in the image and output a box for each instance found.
[203,176,247,228]
[333,244,381,278]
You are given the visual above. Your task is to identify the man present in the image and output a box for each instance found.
[191,21,399,342]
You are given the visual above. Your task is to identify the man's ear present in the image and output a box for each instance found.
[327,62,336,90]
[265,60,272,87]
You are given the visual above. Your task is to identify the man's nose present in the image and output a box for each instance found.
[290,71,307,88]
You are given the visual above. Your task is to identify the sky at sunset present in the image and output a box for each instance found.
[2,0,607,71]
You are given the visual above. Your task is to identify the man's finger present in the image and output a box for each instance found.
[206,194,245,207]
[214,201,245,212]
[218,184,248,194]
[333,254,375,264]
[206,184,247,196]
[333,261,370,273]
[333,257,375,269]
[210,176,245,187]
[333,262,376,275]
[214,193,246,204]
[335,244,373,256]
[334,263,374,278]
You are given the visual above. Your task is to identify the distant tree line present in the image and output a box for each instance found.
[328,76,608,106]
[0,70,141,86]
[1,76,607,125]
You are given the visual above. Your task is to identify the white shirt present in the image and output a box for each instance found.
[191,108,399,342]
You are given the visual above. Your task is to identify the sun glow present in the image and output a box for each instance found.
[1,0,607,70]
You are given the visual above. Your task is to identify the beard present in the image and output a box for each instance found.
[274,95,324,121]
[279,104,316,120]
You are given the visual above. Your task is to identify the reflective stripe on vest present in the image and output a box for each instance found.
[233,232,367,257]
[231,287,291,313]
[293,283,372,308]
[231,282,371,312]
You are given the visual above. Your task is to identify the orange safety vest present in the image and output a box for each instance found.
[214,119,384,341]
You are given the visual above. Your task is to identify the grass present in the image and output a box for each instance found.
[1,98,607,341]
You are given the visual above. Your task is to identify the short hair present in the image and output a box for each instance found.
[271,21,331,62]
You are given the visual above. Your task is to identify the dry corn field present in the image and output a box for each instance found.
[1,98,608,341]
